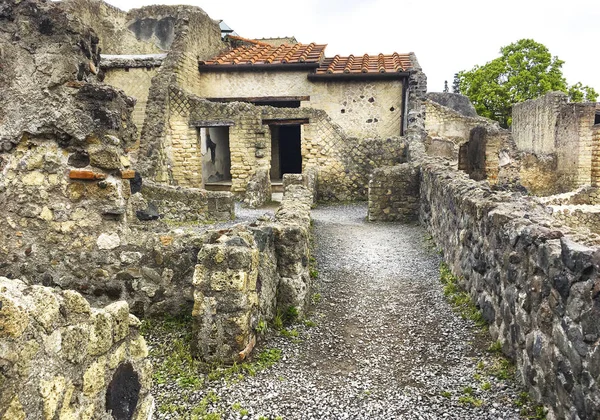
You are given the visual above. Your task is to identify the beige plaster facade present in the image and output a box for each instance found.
[195,72,403,139]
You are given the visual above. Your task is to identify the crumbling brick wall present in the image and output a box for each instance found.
[0,278,153,420]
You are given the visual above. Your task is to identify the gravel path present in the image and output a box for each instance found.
[150,203,530,420]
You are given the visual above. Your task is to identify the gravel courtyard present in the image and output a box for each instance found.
[149,203,535,420]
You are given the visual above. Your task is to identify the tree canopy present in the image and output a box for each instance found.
[456,39,598,127]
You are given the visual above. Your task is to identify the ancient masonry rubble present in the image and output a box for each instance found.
[1,1,235,417]
[192,182,314,362]
[0,278,153,420]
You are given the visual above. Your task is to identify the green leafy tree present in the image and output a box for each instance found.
[457,39,598,127]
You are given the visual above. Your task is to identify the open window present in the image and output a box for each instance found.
[199,126,231,189]
[270,124,302,180]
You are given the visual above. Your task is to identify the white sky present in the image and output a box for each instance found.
[106,0,599,95]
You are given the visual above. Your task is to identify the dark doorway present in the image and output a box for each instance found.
[270,125,302,180]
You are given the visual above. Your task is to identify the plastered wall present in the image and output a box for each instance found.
[195,71,404,139]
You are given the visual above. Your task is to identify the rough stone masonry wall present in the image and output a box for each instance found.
[140,180,234,222]
[550,205,600,235]
[0,0,234,317]
[0,278,153,420]
[192,183,313,363]
[419,162,600,420]
[59,0,162,54]
[368,164,420,222]
[103,67,160,137]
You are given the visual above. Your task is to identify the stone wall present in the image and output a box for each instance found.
[512,92,567,154]
[192,184,313,362]
[141,181,234,222]
[368,164,420,222]
[419,161,600,420]
[425,99,496,159]
[183,95,405,203]
[137,7,226,184]
[0,278,153,420]
[0,131,234,317]
[550,205,600,235]
[0,1,234,317]
[512,92,598,195]
[592,126,600,187]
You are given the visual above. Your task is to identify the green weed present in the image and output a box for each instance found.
[439,262,487,330]
[283,306,299,325]
[488,340,503,353]
[256,319,268,335]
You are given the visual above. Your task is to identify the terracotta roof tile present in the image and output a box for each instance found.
[200,43,327,66]
[317,52,413,74]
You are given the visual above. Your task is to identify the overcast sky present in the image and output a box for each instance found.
[106,0,599,95]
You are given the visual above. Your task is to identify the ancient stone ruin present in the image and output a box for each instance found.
[1,0,599,418]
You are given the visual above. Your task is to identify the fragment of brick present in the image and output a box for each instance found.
[69,170,106,180]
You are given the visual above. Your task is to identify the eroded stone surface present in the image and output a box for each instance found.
[0,278,152,420]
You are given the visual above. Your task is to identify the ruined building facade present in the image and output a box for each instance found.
[62,0,427,204]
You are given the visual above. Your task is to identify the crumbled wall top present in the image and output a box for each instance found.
[0,0,137,150]
[426,92,478,117]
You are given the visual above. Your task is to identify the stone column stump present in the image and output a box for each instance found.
[192,229,259,363]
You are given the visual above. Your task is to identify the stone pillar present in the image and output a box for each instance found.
[243,167,272,208]
[192,229,259,363]
[274,185,313,314]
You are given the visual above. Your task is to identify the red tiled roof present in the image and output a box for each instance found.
[199,43,327,66]
[316,53,413,74]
